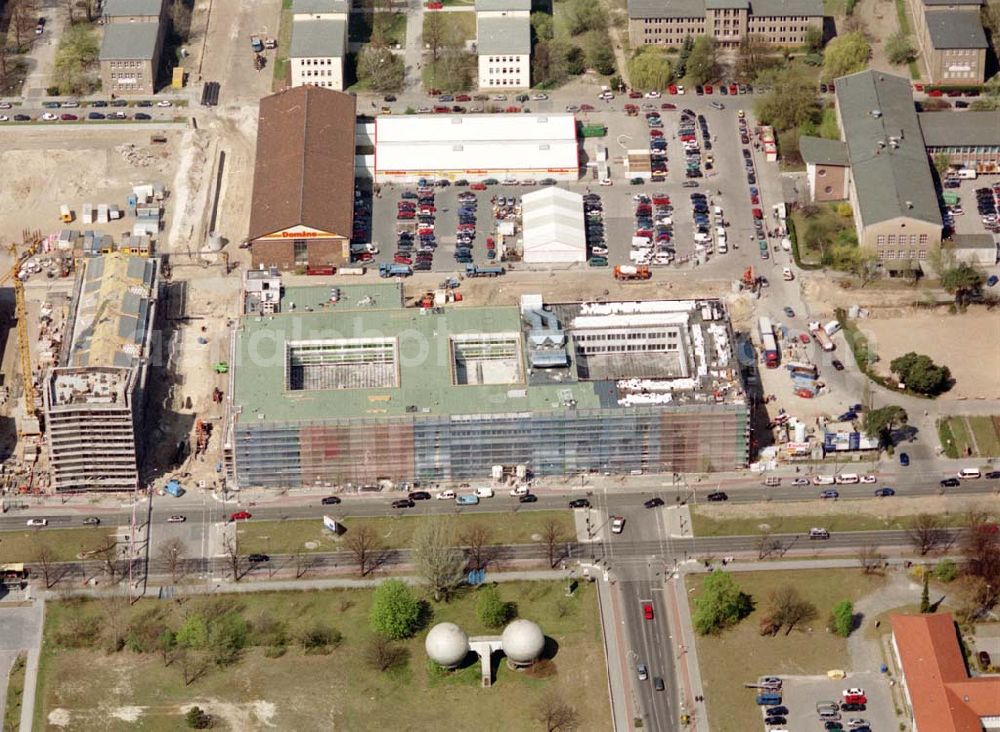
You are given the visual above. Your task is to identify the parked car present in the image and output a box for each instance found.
[831,359,845,371]
[979,650,992,668]
[248,553,270,563]
[899,452,910,466]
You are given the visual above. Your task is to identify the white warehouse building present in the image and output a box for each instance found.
[521,187,586,263]
[476,0,531,89]
[373,114,580,183]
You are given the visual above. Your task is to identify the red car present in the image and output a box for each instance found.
[505,106,521,113]
[643,602,654,620]
[433,106,450,113]
[471,182,487,190]
[230,511,252,521]
[668,85,677,95]
[60,113,78,121]
[704,85,713,94]
[456,94,471,102]
[629,91,642,99]
[913,83,924,92]
[649,129,664,138]
[486,237,495,249]
[394,255,412,264]
[752,208,763,219]
[798,333,811,344]
[426,1,443,7]
[635,229,653,238]
[354,252,374,262]
[580,103,595,111]
[927,89,943,97]
[652,196,670,205]
[729,84,738,95]
[660,102,677,110]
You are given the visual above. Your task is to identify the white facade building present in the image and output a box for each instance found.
[289,0,348,90]
[476,0,531,89]
[373,114,579,183]
[521,187,586,263]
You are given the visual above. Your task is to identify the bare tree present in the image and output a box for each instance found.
[460,522,498,571]
[364,635,409,672]
[157,537,186,582]
[907,513,950,556]
[961,509,1000,587]
[412,519,466,602]
[756,528,783,560]
[542,518,566,569]
[64,0,76,24]
[759,584,817,637]
[345,525,382,577]
[535,692,579,732]
[177,648,210,686]
[32,543,57,589]
[92,535,123,583]
[221,535,243,582]
[293,550,316,579]
[857,544,885,575]
[100,594,130,652]
[11,0,41,51]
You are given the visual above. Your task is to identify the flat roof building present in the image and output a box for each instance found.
[99,21,163,95]
[373,114,579,183]
[248,86,356,270]
[225,291,749,488]
[919,111,1000,174]
[43,254,159,492]
[834,70,942,269]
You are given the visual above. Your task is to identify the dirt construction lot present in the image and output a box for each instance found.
[859,310,1000,399]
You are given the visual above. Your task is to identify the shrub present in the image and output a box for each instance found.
[830,600,854,637]
[365,635,409,672]
[185,706,212,729]
[476,585,512,629]
[298,623,343,654]
[370,580,422,640]
[933,558,959,583]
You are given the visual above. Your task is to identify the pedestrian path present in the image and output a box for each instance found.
[666,574,709,732]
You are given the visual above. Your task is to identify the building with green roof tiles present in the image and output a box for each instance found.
[225,287,749,489]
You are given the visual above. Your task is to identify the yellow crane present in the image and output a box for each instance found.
[2,232,42,423]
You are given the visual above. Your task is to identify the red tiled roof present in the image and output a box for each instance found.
[247,86,356,241]
[891,613,1000,732]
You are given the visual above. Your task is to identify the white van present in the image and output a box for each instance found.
[435,489,456,500]
[809,528,830,540]
[812,475,836,485]
[835,473,860,484]
[475,486,494,498]
[958,468,982,479]
[509,485,529,497]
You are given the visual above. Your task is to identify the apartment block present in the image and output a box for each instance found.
[44,254,159,492]
[476,0,531,88]
[99,22,162,95]
[289,0,349,91]
[911,0,987,84]
[628,0,823,48]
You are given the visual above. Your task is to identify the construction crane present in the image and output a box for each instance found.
[1,232,43,424]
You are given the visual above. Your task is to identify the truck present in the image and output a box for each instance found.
[465,264,504,277]
[786,361,819,378]
[379,263,412,278]
[338,266,367,276]
[59,204,73,223]
[614,265,651,281]
[759,317,779,368]
[808,321,835,352]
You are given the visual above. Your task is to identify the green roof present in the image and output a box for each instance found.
[799,135,849,165]
[835,70,941,228]
[233,301,602,424]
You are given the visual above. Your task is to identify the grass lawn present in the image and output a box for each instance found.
[690,508,974,537]
[350,11,407,46]
[939,417,960,458]
[423,12,477,43]
[271,0,294,88]
[688,569,886,732]
[946,416,975,458]
[968,416,1000,457]
[237,510,575,554]
[35,582,609,731]
[0,526,117,563]
[3,652,26,731]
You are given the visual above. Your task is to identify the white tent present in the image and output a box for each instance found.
[520,187,586,263]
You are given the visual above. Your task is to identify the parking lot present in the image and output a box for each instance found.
[356,96,791,278]
[766,671,897,732]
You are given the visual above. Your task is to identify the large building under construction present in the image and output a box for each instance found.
[43,253,159,492]
[224,284,749,489]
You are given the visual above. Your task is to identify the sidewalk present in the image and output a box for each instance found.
[596,576,634,732]
[666,574,708,732]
